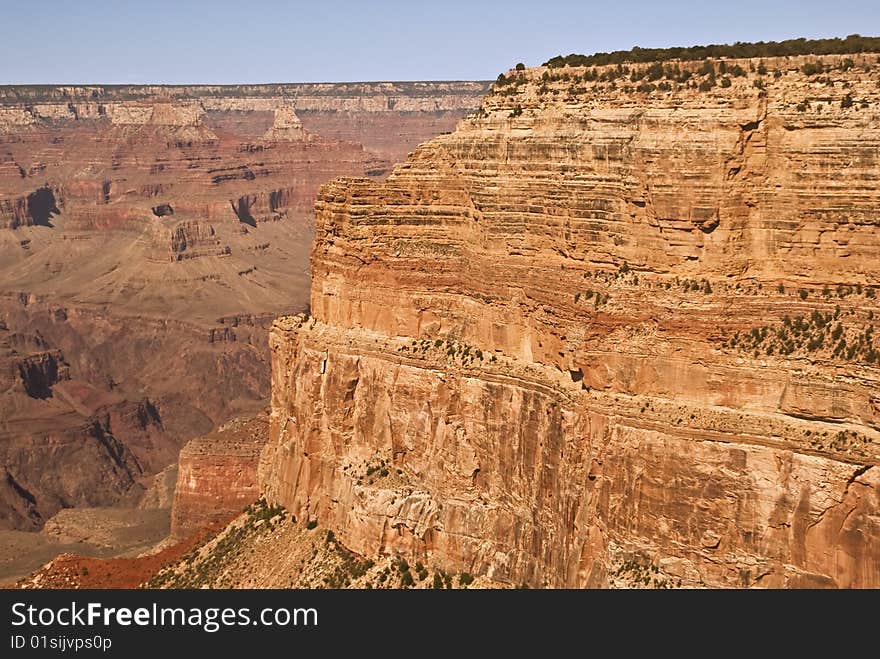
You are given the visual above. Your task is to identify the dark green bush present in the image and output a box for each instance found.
[645,62,665,81]
[802,61,824,76]
[698,59,715,76]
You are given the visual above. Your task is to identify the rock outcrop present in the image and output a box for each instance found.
[261,54,880,588]
[170,413,268,539]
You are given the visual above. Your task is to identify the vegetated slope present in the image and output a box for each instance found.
[147,498,500,589]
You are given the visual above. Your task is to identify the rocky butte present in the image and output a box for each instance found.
[0,81,488,536]
[257,52,880,588]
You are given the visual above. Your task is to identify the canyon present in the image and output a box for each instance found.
[254,52,880,588]
[7,49,880,590]
[0,81,488,552]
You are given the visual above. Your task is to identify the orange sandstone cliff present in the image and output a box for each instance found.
[259,54,880,588]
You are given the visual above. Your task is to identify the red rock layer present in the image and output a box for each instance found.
[170,414,269,538]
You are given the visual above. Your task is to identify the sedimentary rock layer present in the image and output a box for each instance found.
[262,53,880,588]
[171,413,268,538]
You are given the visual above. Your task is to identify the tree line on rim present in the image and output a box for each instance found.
[544,34,880,68]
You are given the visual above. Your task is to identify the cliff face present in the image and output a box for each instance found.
[261,54,880,588]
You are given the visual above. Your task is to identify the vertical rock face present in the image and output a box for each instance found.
[170,413,268,539]
[262,54,880,587]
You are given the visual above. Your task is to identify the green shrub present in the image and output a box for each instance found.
[802,61,824,76]
[459,572,474,586]
[645,62,665,81]
[515,62,525,71]
[842,94,854,108]
[720,77,732,88]
[306,519,318,530]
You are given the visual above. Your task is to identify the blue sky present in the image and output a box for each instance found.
[1,0,878,84]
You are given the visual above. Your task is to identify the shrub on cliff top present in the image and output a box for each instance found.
[542,35,880,68]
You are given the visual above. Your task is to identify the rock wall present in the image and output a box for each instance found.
[261,53,880,588]
[170,413,268,538]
